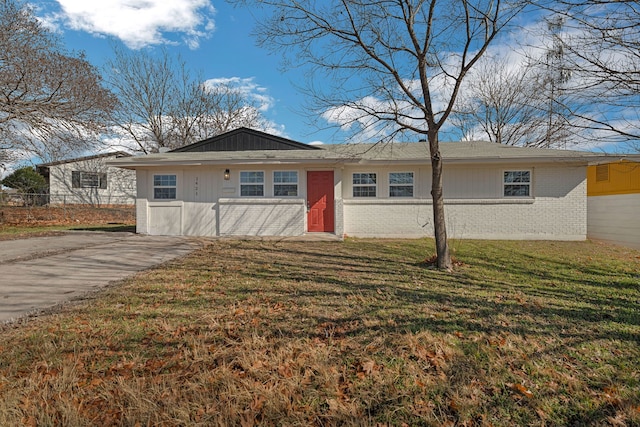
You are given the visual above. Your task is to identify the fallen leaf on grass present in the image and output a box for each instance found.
[361,359,377,375]
[508,383,534,398]
[251,395,266,412]
[488,336,506,347]
[356,359,381,379]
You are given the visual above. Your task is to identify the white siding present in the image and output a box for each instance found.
[48,156,135,205]
[588,194,640,250]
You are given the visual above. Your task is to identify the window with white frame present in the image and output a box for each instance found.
[503,170,531,197]
[240,171,264,196]
[389,172,414,197]
[153,174,177,199]
[273,171,298,196]
[72,171,107,189]
[353,173,377,197]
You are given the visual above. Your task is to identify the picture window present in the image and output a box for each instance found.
[72,171,107,189]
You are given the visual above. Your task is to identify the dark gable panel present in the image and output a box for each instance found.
[171,127,320,152]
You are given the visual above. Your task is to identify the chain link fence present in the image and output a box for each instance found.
[0,192,135,226]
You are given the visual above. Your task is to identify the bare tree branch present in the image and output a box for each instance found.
[0,0,116,163]
[231,0,526,269]
[104,47,269,154]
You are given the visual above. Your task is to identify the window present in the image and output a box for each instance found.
[353,173,377,197]
[72,171,107,189]
[240,171,264,196]
[153,174,177,199]
[503,170,531,197]
[274,171,298,196]
[389,172,414,197]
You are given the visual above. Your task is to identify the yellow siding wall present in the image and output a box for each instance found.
[587,161,640,196]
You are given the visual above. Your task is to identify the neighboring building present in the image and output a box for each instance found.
[37,152,136,205]
[109,127,623,240]
[587,160,640,250]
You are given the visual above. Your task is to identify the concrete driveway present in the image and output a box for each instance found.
[0,232,200,323]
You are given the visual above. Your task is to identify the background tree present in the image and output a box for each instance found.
[537,0,640,148]
[453,18,580,148]
[452,55,545,146]
[233,0,526,269]
[105,47,268,154]
[1,166,47,205]
[0,0,116,163]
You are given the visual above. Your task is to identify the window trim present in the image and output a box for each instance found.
[389,171,414,198]
[503,169,532,198]
[273,170,298,197]
[240,170,265,197]
[72,171,107,189]
[352,172,377,198]
[153,174,177,200]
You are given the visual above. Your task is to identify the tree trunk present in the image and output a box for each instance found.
[428,133,452,270]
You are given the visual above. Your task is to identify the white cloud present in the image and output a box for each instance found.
[317,17,640,150]
[204,77,275,112]
[51,0,215,49]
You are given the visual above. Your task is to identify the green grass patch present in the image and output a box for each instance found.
[0,238,638,426]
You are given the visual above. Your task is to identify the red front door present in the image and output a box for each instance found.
[307,171,334,232]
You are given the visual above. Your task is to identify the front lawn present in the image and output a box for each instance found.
[0,239,638,426]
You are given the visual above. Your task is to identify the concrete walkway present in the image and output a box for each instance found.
[0,232,201,323]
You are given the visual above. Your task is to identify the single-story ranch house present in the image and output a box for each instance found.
[37,152,136,205]
[109,127,633,240]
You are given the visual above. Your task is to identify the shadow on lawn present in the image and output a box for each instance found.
[102,239,638,425]
[71,225,136,233]
[200,240,640,342]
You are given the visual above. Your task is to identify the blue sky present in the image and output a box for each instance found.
[34,0,335,145]
[28,1,639,154]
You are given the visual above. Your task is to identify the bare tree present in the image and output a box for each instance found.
[0,0,116,163]
[539,1,640,147]
[232,0,526,269]
[105,47,267,154]
[453,18,581,148]
[452,55,547,146]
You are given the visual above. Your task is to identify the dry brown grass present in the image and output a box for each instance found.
[0,205,134,227]
[0,238,639,426]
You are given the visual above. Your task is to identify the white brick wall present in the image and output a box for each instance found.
[344,165,588,240]
[136,199,149,234]
[218,198,305,236]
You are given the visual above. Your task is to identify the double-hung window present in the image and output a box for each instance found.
[503,170,531,197]
[240,171,264,197]
[389,172,414,197]
[153,174,177,200]
[273,171,298,196]
[353,173,377,197]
